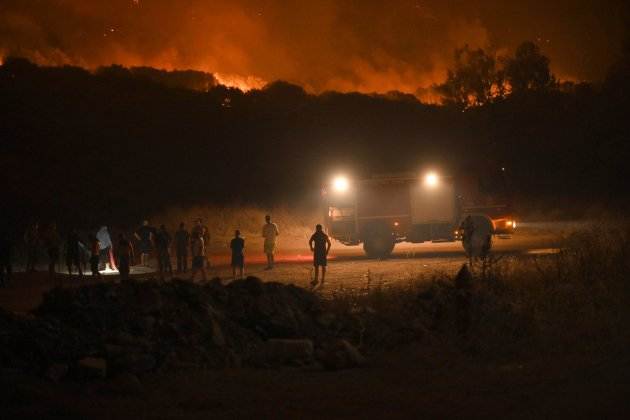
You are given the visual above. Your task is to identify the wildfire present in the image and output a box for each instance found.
[214,73,266,92]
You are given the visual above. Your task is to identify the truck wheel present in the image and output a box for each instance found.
[363,225,395,259]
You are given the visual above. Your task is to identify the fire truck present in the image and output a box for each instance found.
[322,171,516,258]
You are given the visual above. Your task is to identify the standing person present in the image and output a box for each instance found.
[174,222,190,273]
[134,220,155,267]
[155,224,173,280]
[262,215,279,270]
[459,215,475,261]
[88,234,101,278]
[190,230,207,282]
[0,228,13,287]
[192,218,211,269]
[65,229,83,278]
[97,226,116,271]
[230,230,245,280]
[43,223,61,279]
[309,224,331,289]
[24,222,39,272]
[116,233,134,282]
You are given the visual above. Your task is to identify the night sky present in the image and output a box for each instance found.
[1,0,628,93]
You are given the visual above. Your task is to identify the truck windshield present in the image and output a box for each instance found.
[329,207,355,221]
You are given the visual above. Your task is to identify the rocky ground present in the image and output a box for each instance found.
[1,260,629,418]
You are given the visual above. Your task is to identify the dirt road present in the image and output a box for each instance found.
[206,228,562,290]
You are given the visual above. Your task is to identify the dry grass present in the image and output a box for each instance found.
[150,204,320,250]
[325,222,630,360]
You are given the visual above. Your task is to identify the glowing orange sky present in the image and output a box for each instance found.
[1,0,628,94]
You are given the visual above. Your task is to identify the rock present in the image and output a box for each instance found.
[111,332,153,351]
[228,276,264,296]
[108,373,144,395]
[454,264,473,290]
[257,339,314,365]
[319,339,366,370]
[316,312,336,328]
[225,350,242,368]
[113,353,156,374]
[211,318,226,347]
[77,357,107,378]
[105,344,125,356]
[136,316,156,334]
[136,285,163,314]
[45,363,69,382]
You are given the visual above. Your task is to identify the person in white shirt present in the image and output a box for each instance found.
[262,215,279,270]
[190,230,207,281]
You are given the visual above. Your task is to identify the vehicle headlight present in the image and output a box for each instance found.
[332,176,350,193]
[424,171,439,188]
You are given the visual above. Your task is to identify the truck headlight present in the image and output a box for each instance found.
[424,172,439,188]
[332,176,350,193]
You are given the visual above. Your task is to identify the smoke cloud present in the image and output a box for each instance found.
[1,0,627,95]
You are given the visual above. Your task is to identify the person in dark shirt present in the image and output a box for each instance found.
[134,220,155,267]
[230,230,245,280]
[65,229,83,278]
[155,224,173,280]
[309,224,331,289]
[174,222,190,273]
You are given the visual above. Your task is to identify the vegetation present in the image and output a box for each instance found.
[327,224,630,360]
[1,39,628,231]
[435,41,555,107]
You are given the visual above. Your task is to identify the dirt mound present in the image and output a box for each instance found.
[0,277,369,382]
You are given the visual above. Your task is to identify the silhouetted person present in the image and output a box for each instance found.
[191,218,211,268]
[190,230,207,282]
[460,215,475,259]
[89,234,101,278]
[262,215,279,270]
[155,224,173,280]
[309,224,331,289]
[43,222,60,279]
[117,233,134,282]
[65,229,83,278]
[230,230,245,280]
[174,222,190,273]
[460,215,492,261]
[0,229,13,287]
[24,222,39,272]
[97,226,116,271]
[134,220,155,267]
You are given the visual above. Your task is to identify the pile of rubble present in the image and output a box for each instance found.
[0,277,366,384]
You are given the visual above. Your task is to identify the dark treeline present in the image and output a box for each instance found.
[1,41,629,229]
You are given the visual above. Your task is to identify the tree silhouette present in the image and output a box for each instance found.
[434,45,499,108]
[504,42,553,94]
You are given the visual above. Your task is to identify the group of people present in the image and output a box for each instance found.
[14,222,135,282]
[0,214,333,289]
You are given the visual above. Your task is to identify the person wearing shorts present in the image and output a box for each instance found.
[262,215,279,270]
[190,231,206,282]
[309,224,331,289]
[134,220,155,267]
[230,230,245,280]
